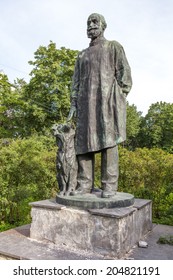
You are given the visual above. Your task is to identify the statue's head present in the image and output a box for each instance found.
[87,13,107,39]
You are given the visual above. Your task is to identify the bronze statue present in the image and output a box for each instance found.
[52,123,77,196]
[67,13,132,198]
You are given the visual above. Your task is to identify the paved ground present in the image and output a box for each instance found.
[0,223,172,260]
[126,223,173,260]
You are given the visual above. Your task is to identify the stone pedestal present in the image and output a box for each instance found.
[30,198,152,258]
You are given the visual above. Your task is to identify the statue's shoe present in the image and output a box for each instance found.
[101,190,116,198]
[70,188,90,196]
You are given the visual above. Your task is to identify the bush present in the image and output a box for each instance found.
[119,147,173,225]
[0,135,58,228]
[1,138,173,229]
[95,146,173,225]
[157,235,173,245]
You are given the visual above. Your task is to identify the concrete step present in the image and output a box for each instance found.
[0,225,105,260]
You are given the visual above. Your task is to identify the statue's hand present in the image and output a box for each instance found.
[67,106,77,122]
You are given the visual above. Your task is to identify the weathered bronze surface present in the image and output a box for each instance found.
[52,123,77,195]
[56,191,134,209]
[67,13,132,197]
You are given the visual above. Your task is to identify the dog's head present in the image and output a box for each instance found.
[52,123,71,136]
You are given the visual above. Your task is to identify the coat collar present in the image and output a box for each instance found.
[89,36,106,47]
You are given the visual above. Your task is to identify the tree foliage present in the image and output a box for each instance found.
[125,102,142,149]
[118,147,173,224]
[23,42,78,135]
[0,136,57,227]
[0,74,27,138]
[138,102,173,152]
[0,43,78,138]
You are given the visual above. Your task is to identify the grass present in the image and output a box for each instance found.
[157,235,173,245]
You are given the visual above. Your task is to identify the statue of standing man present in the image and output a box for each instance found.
[67,13,132,198]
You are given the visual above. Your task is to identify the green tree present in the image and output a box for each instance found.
[23,42,78,135]
[125,102,142,149]
[138,102,173,152]
[0,73,27,138]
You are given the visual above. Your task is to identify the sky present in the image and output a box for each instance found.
[0,0,173,115]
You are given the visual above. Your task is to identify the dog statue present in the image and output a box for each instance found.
[52,123,77,196]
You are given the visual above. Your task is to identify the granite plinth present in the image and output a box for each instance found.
[56,192,134,209]
[30,198,152,258]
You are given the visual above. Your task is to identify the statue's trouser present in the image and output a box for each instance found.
[77,145,119,192]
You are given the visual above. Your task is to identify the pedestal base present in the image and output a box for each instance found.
[30,198,152,258]
[56,191,134,209]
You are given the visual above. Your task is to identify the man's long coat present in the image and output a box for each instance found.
[71,38,132,155]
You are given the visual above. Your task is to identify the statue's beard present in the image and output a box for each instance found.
[87,28,102,39]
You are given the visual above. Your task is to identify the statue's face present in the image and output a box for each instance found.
[87,14,104,39]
